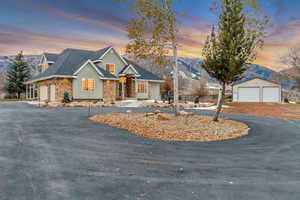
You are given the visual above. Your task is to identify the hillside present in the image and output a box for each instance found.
[0,54,296,98]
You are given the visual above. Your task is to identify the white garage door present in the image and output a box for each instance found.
[238,87,260,102]
[40,85,48,101]
[263,87,280,102]
[50,84,56,102]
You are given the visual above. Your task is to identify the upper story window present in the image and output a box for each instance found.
[41,64,48,72]
[82,79,95,91]
[106,64,115,74]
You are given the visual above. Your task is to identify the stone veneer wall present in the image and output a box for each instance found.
[131,79,136,98]
[36,78,73,102]
[55,78,73,101]
[103,80,117,102]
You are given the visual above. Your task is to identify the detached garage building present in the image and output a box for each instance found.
[232,78,282,103]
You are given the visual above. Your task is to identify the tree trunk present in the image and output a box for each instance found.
[163,0,179,116]
[213,82,226,122]
[172,41,180,115]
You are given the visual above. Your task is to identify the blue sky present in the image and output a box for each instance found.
[1,0,300,71]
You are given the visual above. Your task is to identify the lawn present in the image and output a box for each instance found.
[224,103,300,120]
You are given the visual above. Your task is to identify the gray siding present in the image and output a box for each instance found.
[233,78,281,102]
[73,63,103,99]
[96,48,127,75]
[149,82,161,100]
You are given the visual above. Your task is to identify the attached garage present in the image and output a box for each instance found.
[40,85,48,101]
[50,84,56,102]
[233,78,281,103]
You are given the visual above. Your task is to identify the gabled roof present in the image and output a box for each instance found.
[232,77,280,86]
[123,58,162,81]
[27,47,163,83]
[88,46,112,61]
[44,53,59,62]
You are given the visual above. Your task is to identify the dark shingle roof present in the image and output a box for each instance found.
[88,46,111,61]
[28,47,162,82]
[96,66,118,79]
[232,77,279,86]
[123,58,162,81]
[44,53,59,62]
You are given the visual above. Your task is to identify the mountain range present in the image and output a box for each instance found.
[0,54,296,97]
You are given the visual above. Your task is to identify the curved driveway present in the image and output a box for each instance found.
[0,102,299,200]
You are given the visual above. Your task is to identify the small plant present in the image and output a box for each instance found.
[284,98,289,103]
[62,91,71,103]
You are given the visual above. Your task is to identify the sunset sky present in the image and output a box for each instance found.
[1,0,300,71]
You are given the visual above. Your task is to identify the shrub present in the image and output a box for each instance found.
[62,91,71,103]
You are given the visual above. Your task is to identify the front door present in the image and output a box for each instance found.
[126,78,133,97]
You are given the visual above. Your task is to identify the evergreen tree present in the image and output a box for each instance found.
[5,51,31,99]
[62,91,71,103]
[203,0,266,121]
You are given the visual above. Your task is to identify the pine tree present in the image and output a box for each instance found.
[5,51,31,99]
[203,0,266,121]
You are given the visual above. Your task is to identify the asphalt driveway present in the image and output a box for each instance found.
[0,102,299,200]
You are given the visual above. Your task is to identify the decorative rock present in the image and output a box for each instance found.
[157,113,170,121]
[146,113,155,117]
[154,110,161,114]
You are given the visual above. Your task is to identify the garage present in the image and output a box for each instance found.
[238,87,260,102]
[233,78,281,103]
[50,84,56,102]
[263,87,280,102]
[40,85,48,101]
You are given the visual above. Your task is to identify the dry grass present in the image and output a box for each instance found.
[225,103,300,120]
[90,113,249,142]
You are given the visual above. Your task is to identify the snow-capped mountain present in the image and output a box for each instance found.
[0,54,296,98]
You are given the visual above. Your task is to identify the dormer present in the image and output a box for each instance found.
[40,53,58,72]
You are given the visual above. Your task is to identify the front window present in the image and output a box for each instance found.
[82,79,95,91]
[106,64,115,74]
[138,82,147,93]
[41,64,48,72]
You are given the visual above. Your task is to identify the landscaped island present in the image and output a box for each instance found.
[90,111,249,142]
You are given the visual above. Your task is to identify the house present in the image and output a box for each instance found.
[25,46,163,102]
[232,77,282,103]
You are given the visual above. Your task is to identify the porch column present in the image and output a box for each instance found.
[30,85,33,99]
[26,85,28,99]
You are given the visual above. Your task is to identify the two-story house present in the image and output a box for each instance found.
[25,46,163,102]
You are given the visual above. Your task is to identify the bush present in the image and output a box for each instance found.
[62,91,71,103]
[194,96,200,104]
[284,98,289,103]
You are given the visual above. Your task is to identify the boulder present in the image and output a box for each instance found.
[179,111,193,116]
[157,113,171,121]
[154,110,161,114]
[146,113,155,117]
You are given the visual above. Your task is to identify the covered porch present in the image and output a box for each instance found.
[25,84,38,100]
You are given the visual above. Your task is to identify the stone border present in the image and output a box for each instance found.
[90,112,250,142]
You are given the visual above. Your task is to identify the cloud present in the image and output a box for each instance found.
[0,24,127,56]
[11,0,129,34]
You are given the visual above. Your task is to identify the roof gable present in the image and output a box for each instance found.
[44,53,58,62]
[123,58,162,81]
[233,77,280,86]
[29,47,162,83]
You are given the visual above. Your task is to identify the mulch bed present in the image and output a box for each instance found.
[224,103,300,120]
[90,112,249,142]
